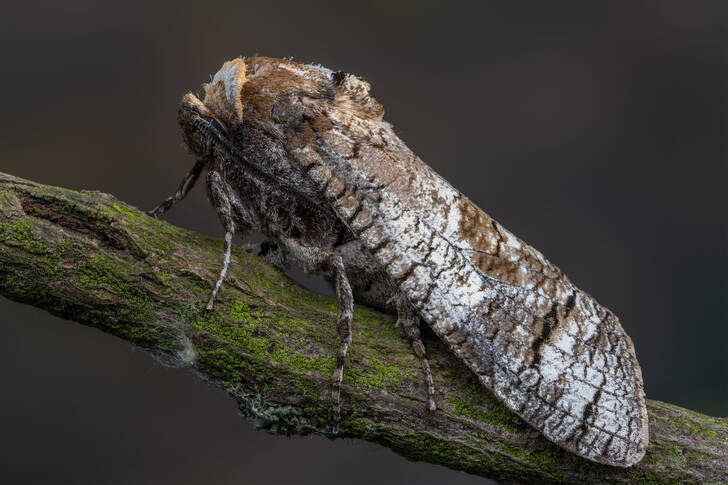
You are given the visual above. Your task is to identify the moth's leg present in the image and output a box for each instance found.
[148,159,206,218]
[278,237,353,433]
[205,170,235,310]
[396,297,436,411]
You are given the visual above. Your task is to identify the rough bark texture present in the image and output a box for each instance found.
[0,171,725,484]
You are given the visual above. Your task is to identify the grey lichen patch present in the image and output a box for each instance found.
[235,387,316,436]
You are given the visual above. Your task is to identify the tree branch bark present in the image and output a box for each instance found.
[1,172,725,484]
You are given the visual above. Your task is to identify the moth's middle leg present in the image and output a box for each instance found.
[395,296,436,411]
[278,237,353,433]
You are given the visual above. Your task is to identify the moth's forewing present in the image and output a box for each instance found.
[312,143,648,466]
[205,57,649,467]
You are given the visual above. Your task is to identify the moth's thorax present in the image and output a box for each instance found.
[241,57,335,123]
[192,57,383,136]
[178,56,390,248]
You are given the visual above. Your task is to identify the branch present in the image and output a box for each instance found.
[0,171,725,484]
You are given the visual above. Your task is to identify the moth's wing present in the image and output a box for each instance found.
[297,111,648,467]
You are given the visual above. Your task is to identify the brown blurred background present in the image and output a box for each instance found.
[0,1,726,484]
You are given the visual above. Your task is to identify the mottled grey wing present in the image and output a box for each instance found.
[295,110,648,466]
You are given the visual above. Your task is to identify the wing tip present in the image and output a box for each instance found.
[581,394,650,468]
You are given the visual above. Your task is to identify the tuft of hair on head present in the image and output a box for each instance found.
[332,70,383,121]
[203,58,247,125]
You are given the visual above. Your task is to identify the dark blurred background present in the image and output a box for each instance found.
[0,1,725,484]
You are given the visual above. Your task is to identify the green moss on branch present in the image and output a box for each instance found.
[1,172,726,484]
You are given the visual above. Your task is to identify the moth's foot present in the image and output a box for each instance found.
[331,339,348,437]
[205,286,219,311]
[148,199,173,219]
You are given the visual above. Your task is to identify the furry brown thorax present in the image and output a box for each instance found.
[179,58,383,156]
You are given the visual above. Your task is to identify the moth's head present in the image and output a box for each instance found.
[183,57,383,147]
[177,91,226,160]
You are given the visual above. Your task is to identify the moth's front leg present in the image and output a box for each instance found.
[148,158,206,218]
[278,237,353,433]
[205,170,235,310]
[395,296,436,411]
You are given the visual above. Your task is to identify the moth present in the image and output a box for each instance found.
[150,57,648,467]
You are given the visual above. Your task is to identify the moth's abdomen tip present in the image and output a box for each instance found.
[623,401,650,467]
[572,394,649,467]
[478,332,649,467]
[603,431,648,468]
[624,441,649,468]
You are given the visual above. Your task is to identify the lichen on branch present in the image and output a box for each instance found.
[0,172,726,484]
